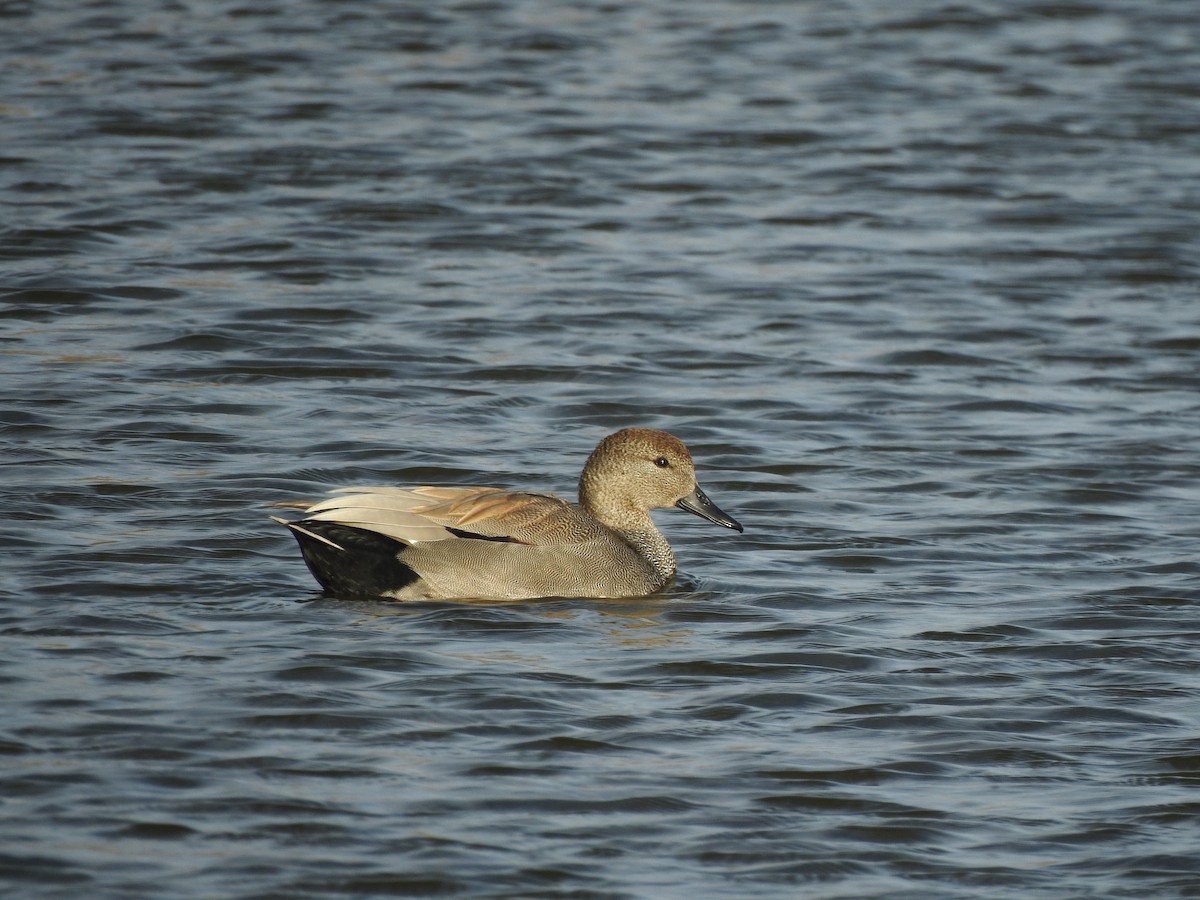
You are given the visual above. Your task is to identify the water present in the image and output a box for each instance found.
[3,0,1200,896]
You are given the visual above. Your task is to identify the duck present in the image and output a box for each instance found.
[272,427,742,600]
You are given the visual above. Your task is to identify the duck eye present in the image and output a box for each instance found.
[654,456,670,468]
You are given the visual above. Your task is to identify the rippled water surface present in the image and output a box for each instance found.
[4,1,1200,897]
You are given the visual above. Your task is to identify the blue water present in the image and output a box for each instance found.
[4,1,1200,897]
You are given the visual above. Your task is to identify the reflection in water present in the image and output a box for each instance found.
[341,594,685,649]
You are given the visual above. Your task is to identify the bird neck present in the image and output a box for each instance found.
[619,523,677,582]
[580,475,677,582]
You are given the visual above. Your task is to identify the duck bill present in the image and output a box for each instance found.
[676,485,743,532]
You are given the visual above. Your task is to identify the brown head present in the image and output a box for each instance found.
[578,428,742,533]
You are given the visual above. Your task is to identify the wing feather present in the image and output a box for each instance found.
[276,485,595,547]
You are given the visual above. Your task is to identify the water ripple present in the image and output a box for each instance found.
[3,1,1200,897]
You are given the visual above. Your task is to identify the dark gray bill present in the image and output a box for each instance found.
[676,484,743,532]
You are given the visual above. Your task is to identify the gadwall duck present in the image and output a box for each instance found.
[273,427,742,600]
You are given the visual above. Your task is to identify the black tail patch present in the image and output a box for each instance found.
[286,520,419,599]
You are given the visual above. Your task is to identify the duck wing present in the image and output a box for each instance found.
[280,485,595,547]
[400,486,597,545]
